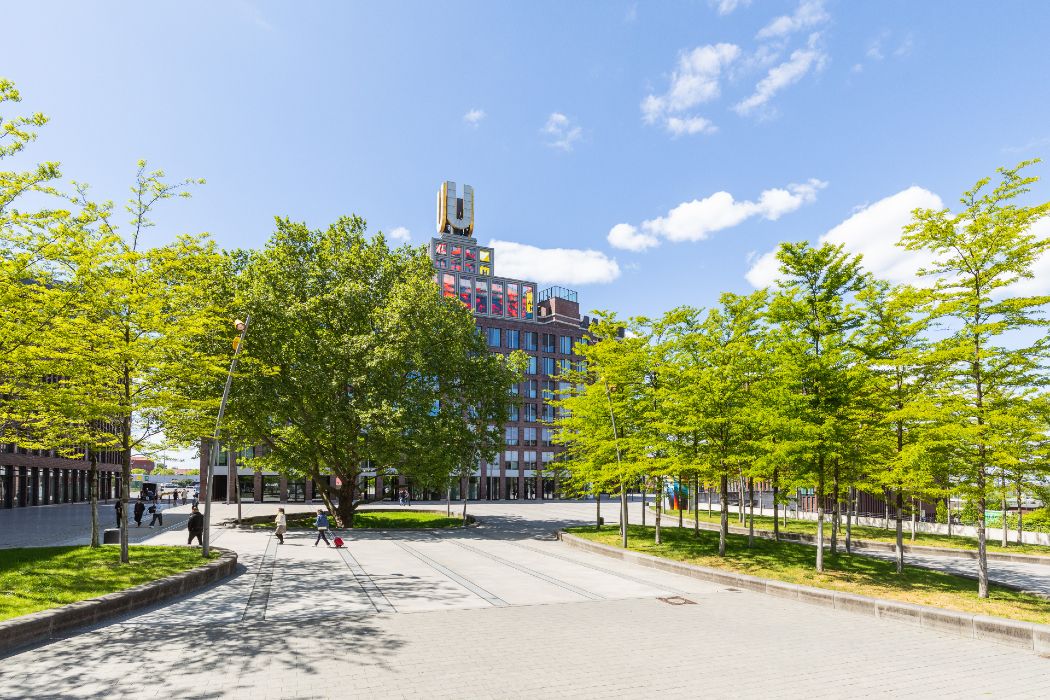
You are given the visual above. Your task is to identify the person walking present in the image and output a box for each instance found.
[148,502,163,528]
[187,506,204,546]
[115,499,123,527]
[274,507,287,544]
[133,499,146,527]
[314,509,331,547]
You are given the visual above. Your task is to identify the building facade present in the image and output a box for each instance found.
[429,181,587,501]
[0,443,123,509]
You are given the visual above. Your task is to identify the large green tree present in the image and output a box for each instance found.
[901,161,1050,596]
[224,217,521,526]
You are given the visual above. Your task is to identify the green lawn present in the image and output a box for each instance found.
[569,525,1050,626]
[653,508,1050,557]
[250,510,463,530]
[0,546,216,622]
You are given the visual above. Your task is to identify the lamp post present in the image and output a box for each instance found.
[203,316,250,558]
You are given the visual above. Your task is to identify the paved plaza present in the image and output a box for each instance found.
[1,501,1049,698]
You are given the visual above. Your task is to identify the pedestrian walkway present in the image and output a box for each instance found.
[1,501,1049,698]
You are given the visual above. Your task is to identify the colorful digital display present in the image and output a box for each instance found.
[452,260,462,272]
[474,278,488,314]
[442,273,455,298]
[480,249,491,262]
[479,264,491,276]
[465,248,476,260]
[506,282,519,318]
[491,281,504,316]
[465,261,476,273]
[523,284,535,320]
[458,276,472,307]
[436,242,447,255]
[451,245,462,257]
[436,257,447,269]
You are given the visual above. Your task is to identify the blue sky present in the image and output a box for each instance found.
[7,0,1050,321]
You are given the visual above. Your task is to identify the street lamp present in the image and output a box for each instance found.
[203,316,250,557]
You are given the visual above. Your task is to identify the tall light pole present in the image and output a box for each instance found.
[203,316,250,557]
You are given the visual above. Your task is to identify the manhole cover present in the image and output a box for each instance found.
[657,596,696,605]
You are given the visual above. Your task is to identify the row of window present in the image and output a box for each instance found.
[504,426,556,447]
[500,450,556,470]
[485,328,575,354]
[507,402,567,423]
[441,273,535,319]
[510,379,573,399]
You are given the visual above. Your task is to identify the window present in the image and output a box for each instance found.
[558,359,571,375]
[464,261,476,274]
[508,404,519,422]
[527,356,537,375]
[458,276,472,307]
[487,327,501,347]
[542,403,554,422]
[523,451,537,469]
[506,283,519,318]
[542,380,555,400]
[465,247,477,261]
[436,242,448,255]
[442,273,455,298]
[523,284,535,320]
[504,427,519,446]
[526,379,538,398]
[542,357,556,375]
[436,257,448,269]
[560,335,574,354]
[523,403,537,422]
[452,259,462,272]
[479,264,491,276]
[542,333,556,353]
[523,332,538,351]
[504,451,519,470]
[475,279,488,313]
[491,281,504,316]
[523,427,537,446]
[541,428,553,446]
[542,451,554,465]
[452,245,462,256]
[509,382,520,396]
[505,329,520,349]
[480,249,491,263]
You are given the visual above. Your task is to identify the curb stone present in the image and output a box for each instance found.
[0,547,238,657]
[558,531,1050,656]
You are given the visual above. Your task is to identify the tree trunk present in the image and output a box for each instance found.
[596,490,601,531]
[830,461,839,555]
[977,491,989,598]
[895,489,904,574]
[1016,481,1024,545]
[620,482,628,548]
[641,482,646,527]
[772,467,779,542]
[462,491,468,525]
[747,477,754,548]
[677,473,684,528]
[447,485,452,517]
[654,486,662,545]
[911,496,917,542]
[737,475,745,524]
[845,486,853,554]
[1001,477,1009,548]
[883,489,890,530]
[89,449,100,548]
[718,473,728,557]
[815,457,825,573]
[693,474,700,537]
[120,410,132,565]
[707,487,712,517]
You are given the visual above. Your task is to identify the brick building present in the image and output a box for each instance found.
[0,443,123,509]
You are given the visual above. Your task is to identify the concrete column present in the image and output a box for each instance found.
[518,474,526,501]
[253,470,263,502]
[279,475,288,502]
[16,467,27,507]
[305,477,314,502]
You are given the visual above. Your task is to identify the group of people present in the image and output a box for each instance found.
[115,498,166,528]
[271,507,334,547]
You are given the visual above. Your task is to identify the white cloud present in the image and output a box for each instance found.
[387,226,411,242]
[607,223,660,252]
[543,112,583,151]
[735,35,827,115]
[666,116,718,136]
[463,109,486,127]
[641,43,740,135]
[745,186,943,288]
[1002,218,1050,297]
[609,179,826,252]
[756,0,829,40]
[488,239,620,285]
[713,0,751,15]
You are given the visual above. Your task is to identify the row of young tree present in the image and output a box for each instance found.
[1,79,522,561]
[553,161,1050,598]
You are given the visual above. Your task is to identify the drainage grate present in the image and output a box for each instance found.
[657,596,696,605]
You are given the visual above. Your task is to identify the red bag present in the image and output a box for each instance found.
[333,536,345,548]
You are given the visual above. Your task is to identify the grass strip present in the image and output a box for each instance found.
[652,508,1050,557]
[568,524,1050,626]
[250,510,463,530]
[0,545,216,622]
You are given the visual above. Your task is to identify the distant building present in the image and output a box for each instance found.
[131,456,155,474]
